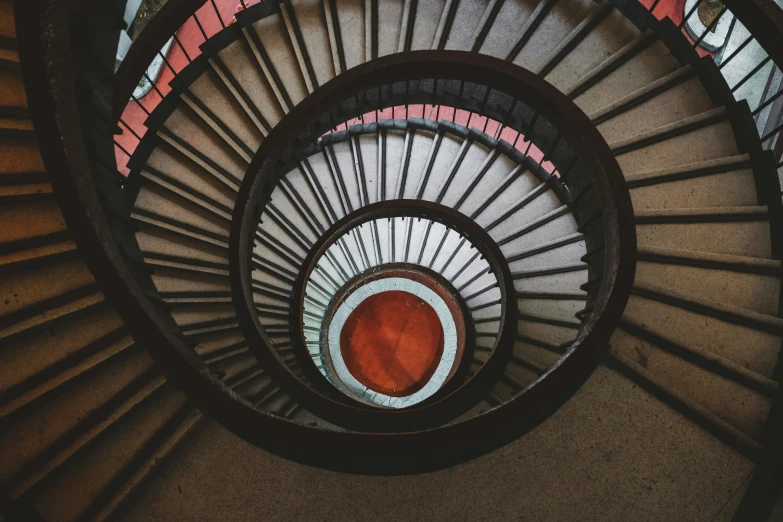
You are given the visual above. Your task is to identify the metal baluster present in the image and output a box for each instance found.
[753,88,783,116]
[390,217,396,263]
[454,81,465,122]
[130,94,151,116]
[405,80,409,119]
[211,0,226,29]
[403,217,414,262]
[469,299,500,312]
[352,226,371,271]
[480,87,492,133]
[158,50,177,76]
[761,122,783,144]
[427,228,449,268]
[448,250,479,283]
[456,267,491,293]
[557,154,579,183]
[539,133,561,169]
[119,118,142,141]
[522,112,540,156]
[142,71,165,99]
[416,221,434,264]
[372,218,383,265]
[438,237,466,274]
[718,34,752,69]
[693,6,726,48]
[173,33,193,62]
[731,56,772,93]
[193,13,209,41]
[463,281,498,302]
[678,0,704,30]
[114,140,133,159]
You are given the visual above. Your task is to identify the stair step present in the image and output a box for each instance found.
[0,313,128,417]
[212,39,282,133]
[623,289,781,379]
[508,0,598,72]
[0,199,67,245]
[0,237,76,274]
[0,257,96,321]
[607,351,765,461]
[544,6,638,92]
[0,0,16,42]
[617,318,777,397]
[248,11,308,108]
[0,66,26,111]
[4,371,165,502]
[569,30,671,105]
[28,385,190,522]
[631,281,783,336]
[636,247,780,316]
[635,206,772,258]
[595,72,717,145]
[0,348,157,488]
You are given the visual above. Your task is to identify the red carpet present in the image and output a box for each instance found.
[340,291,444,397]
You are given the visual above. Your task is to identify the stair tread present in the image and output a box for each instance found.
[606,351,765,461]
[631,280,783,331]
[637,245,780,271]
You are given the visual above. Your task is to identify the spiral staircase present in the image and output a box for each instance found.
[2,0,783,519]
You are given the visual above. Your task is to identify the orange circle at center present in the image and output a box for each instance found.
[340,290,445,397]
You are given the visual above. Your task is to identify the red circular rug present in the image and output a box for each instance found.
[340,290,444,396]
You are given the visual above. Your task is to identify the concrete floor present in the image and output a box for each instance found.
[339,290,445,396]
[115,365,755,522]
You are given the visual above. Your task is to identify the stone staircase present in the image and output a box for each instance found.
[1,0,782,519]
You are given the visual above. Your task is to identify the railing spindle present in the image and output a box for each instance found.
[731,55,772,92]
[753,88,783,116]
[761,122,783,143]
[173,33,193,62]
[211,0,226,29]
[158,50,177,76]
[114,140,133,159]
[119,118,142,141]
[719,34,754,69]
[143,71,165,99]
[193,13,209,41]
[130,94,151,116]
[693,6,727,48]
[679,0,704,30]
